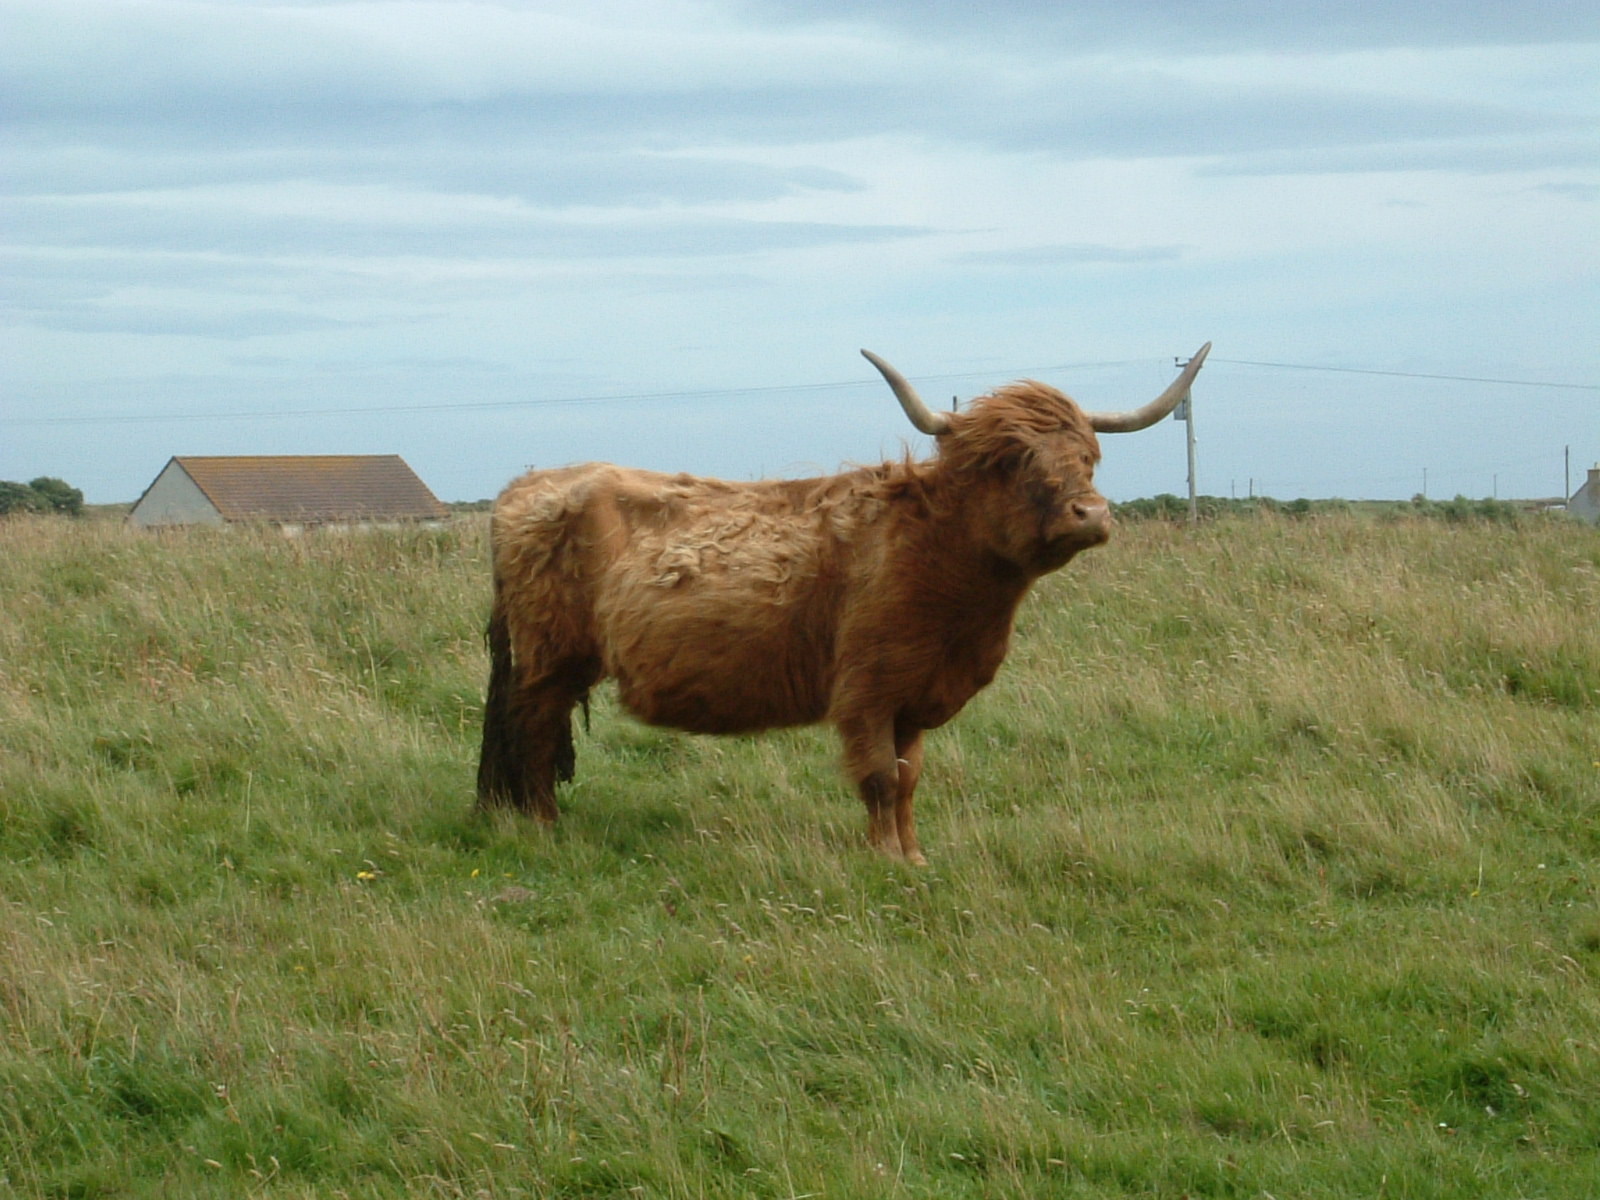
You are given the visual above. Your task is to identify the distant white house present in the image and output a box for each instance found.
[1570,465,1600,526]
[129,455,449,531]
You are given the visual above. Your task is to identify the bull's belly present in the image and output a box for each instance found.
[605,631,832,735]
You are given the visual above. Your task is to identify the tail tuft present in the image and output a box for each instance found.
[476,603,516,806]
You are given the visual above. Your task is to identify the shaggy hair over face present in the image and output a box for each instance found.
[935,381,1102,476]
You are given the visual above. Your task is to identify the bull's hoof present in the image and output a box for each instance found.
[517,796,560,825]
[476,788,559,826]
[869,835,927,867]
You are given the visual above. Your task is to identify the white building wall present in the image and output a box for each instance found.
[1569,467,1600,526]
[129,461,224,528]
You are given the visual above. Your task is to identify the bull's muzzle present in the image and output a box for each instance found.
[1073,497,1112,543]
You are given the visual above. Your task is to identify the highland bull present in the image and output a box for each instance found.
[477,343,1210,864]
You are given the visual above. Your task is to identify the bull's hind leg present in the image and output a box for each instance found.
[477,608,595,822]
[478,674,592,823]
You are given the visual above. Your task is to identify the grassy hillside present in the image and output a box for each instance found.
[2,511,1597,1198]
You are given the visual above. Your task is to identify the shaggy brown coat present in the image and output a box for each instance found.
[478,377,1138,863]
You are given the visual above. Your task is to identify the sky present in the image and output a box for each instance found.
[3,0,1597,505]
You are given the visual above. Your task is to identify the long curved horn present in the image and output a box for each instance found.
[1084,342,1212,433]
[860,349,952,436]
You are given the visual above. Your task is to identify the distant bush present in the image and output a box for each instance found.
[1112,492,1191,521]
[1410,494,1522,524]
[1115,493,1519,525]
[0,482,39,515]
[1113,494,1340,522]
[0,476,85,517]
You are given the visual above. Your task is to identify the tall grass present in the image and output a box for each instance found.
[2,511,1597,1198]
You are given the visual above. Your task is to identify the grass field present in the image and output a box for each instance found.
[2,510,1597,1198]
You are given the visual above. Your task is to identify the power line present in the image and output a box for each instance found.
[2,359,1148,428]
[1214,358,1599,391]
[5,355,1593,429]
[4,380,860,428]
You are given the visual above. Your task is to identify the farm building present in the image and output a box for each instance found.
[129,455,450,532]
[1568,465,1600,526]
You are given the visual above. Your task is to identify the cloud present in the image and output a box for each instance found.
[2,139,865,208]
[1530,180,1599,201]
[11,303,356,339]
[8,0,1587,205]
[742,0,1600,52]
[5,185,930,260]
[0,0,896,116]
[1201,135,1600,177]
[956,243,1186,267]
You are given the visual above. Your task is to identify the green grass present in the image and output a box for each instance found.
[2,511,1598,1198]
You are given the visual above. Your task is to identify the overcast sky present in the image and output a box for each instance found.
[3,0,1597,505]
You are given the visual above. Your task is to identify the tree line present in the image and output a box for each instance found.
[1113,493,1528,524]
[0,477,84,517]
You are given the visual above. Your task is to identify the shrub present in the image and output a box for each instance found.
[0,477,84,517]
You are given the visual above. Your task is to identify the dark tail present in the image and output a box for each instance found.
[476,600,519,807]
[476,594,587,815]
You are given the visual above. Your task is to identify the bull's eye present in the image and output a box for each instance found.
[1025,478,1062,520]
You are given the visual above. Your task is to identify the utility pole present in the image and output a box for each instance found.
[1173,351,1201,524]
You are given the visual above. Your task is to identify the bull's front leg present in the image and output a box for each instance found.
[892,726,927,866]
[838,713,929,866]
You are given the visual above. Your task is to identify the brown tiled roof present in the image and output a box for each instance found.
[172,455,449,523]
